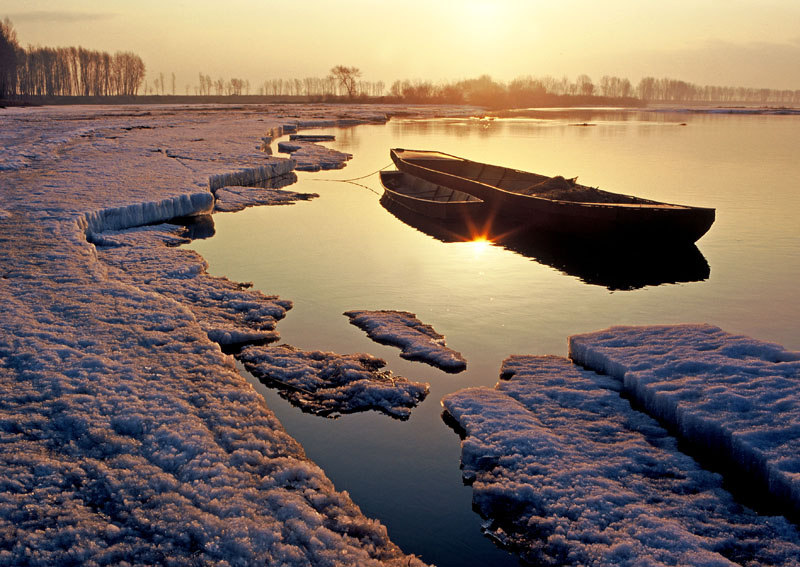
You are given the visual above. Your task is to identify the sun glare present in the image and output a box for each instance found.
[468,235,492,255]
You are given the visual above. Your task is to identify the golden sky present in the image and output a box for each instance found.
[3,0,800,92]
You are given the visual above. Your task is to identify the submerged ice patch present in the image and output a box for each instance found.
[239,344,429,419]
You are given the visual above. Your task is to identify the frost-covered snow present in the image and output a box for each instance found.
[95,224,294,346]
[239,344,429,420]
[442,355,800,567]
[569,324,800,519]
[0,103,459,566]
[344,310,467,372]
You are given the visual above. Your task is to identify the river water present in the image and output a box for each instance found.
[188,109,800,566]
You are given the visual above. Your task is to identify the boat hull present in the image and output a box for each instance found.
[379,170,485,221]
[391,149,715,243]
[380,197,711,291]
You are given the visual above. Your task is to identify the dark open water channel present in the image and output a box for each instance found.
[189,109,800,566]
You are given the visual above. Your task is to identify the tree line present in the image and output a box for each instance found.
[3,16,799,106]
[190,66,384,99]
[385,74,800,107]
[636,76,799,105]
[1,18,145,97]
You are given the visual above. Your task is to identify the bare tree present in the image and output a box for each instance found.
[0,18,21,97]
[575,74,594,96]
[330,65,361,98]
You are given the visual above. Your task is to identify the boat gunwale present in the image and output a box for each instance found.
[391,148,715,213]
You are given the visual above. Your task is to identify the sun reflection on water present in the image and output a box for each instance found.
[468,235,491,255]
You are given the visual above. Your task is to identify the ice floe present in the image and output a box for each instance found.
[290,134,336,142]
[442,354,800,566]
[278,140,353,171]
[239,344,429,419]
[213,177,317,213]
[570,324,800,520]
[344,310,467,372]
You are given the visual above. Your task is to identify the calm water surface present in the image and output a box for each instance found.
[189,110,800,567]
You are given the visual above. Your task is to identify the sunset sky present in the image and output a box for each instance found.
[2,0,800,92]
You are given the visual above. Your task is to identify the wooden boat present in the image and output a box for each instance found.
[391,148,716,243]
[379,170,485,221]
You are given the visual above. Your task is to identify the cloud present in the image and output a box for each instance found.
[7,11,116,24]
[678,39,800,90]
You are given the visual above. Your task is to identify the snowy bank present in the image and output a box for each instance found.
[569,324,800,520]
[239,345,429,419]
[344,310,467,373]
[1,104,451,566]
[442,355,800,566]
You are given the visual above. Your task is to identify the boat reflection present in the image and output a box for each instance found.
[380,195,710,291]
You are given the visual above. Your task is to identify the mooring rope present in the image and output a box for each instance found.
[342,180,380,195]
[312,162,393,183]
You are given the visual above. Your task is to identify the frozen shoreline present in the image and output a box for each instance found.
[0,103,474,566]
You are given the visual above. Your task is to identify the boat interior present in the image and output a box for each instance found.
[396,150,659,205]
[381,171,482,203]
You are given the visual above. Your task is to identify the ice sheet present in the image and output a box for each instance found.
[570,324,800,518]
[1,104,453,566]
[442,355,800,566]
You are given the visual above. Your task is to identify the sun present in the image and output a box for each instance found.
[465,1,502,21]
[456,1,507,39]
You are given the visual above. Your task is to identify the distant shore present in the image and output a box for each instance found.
[4,95,798,115]
[0,93,644,108]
